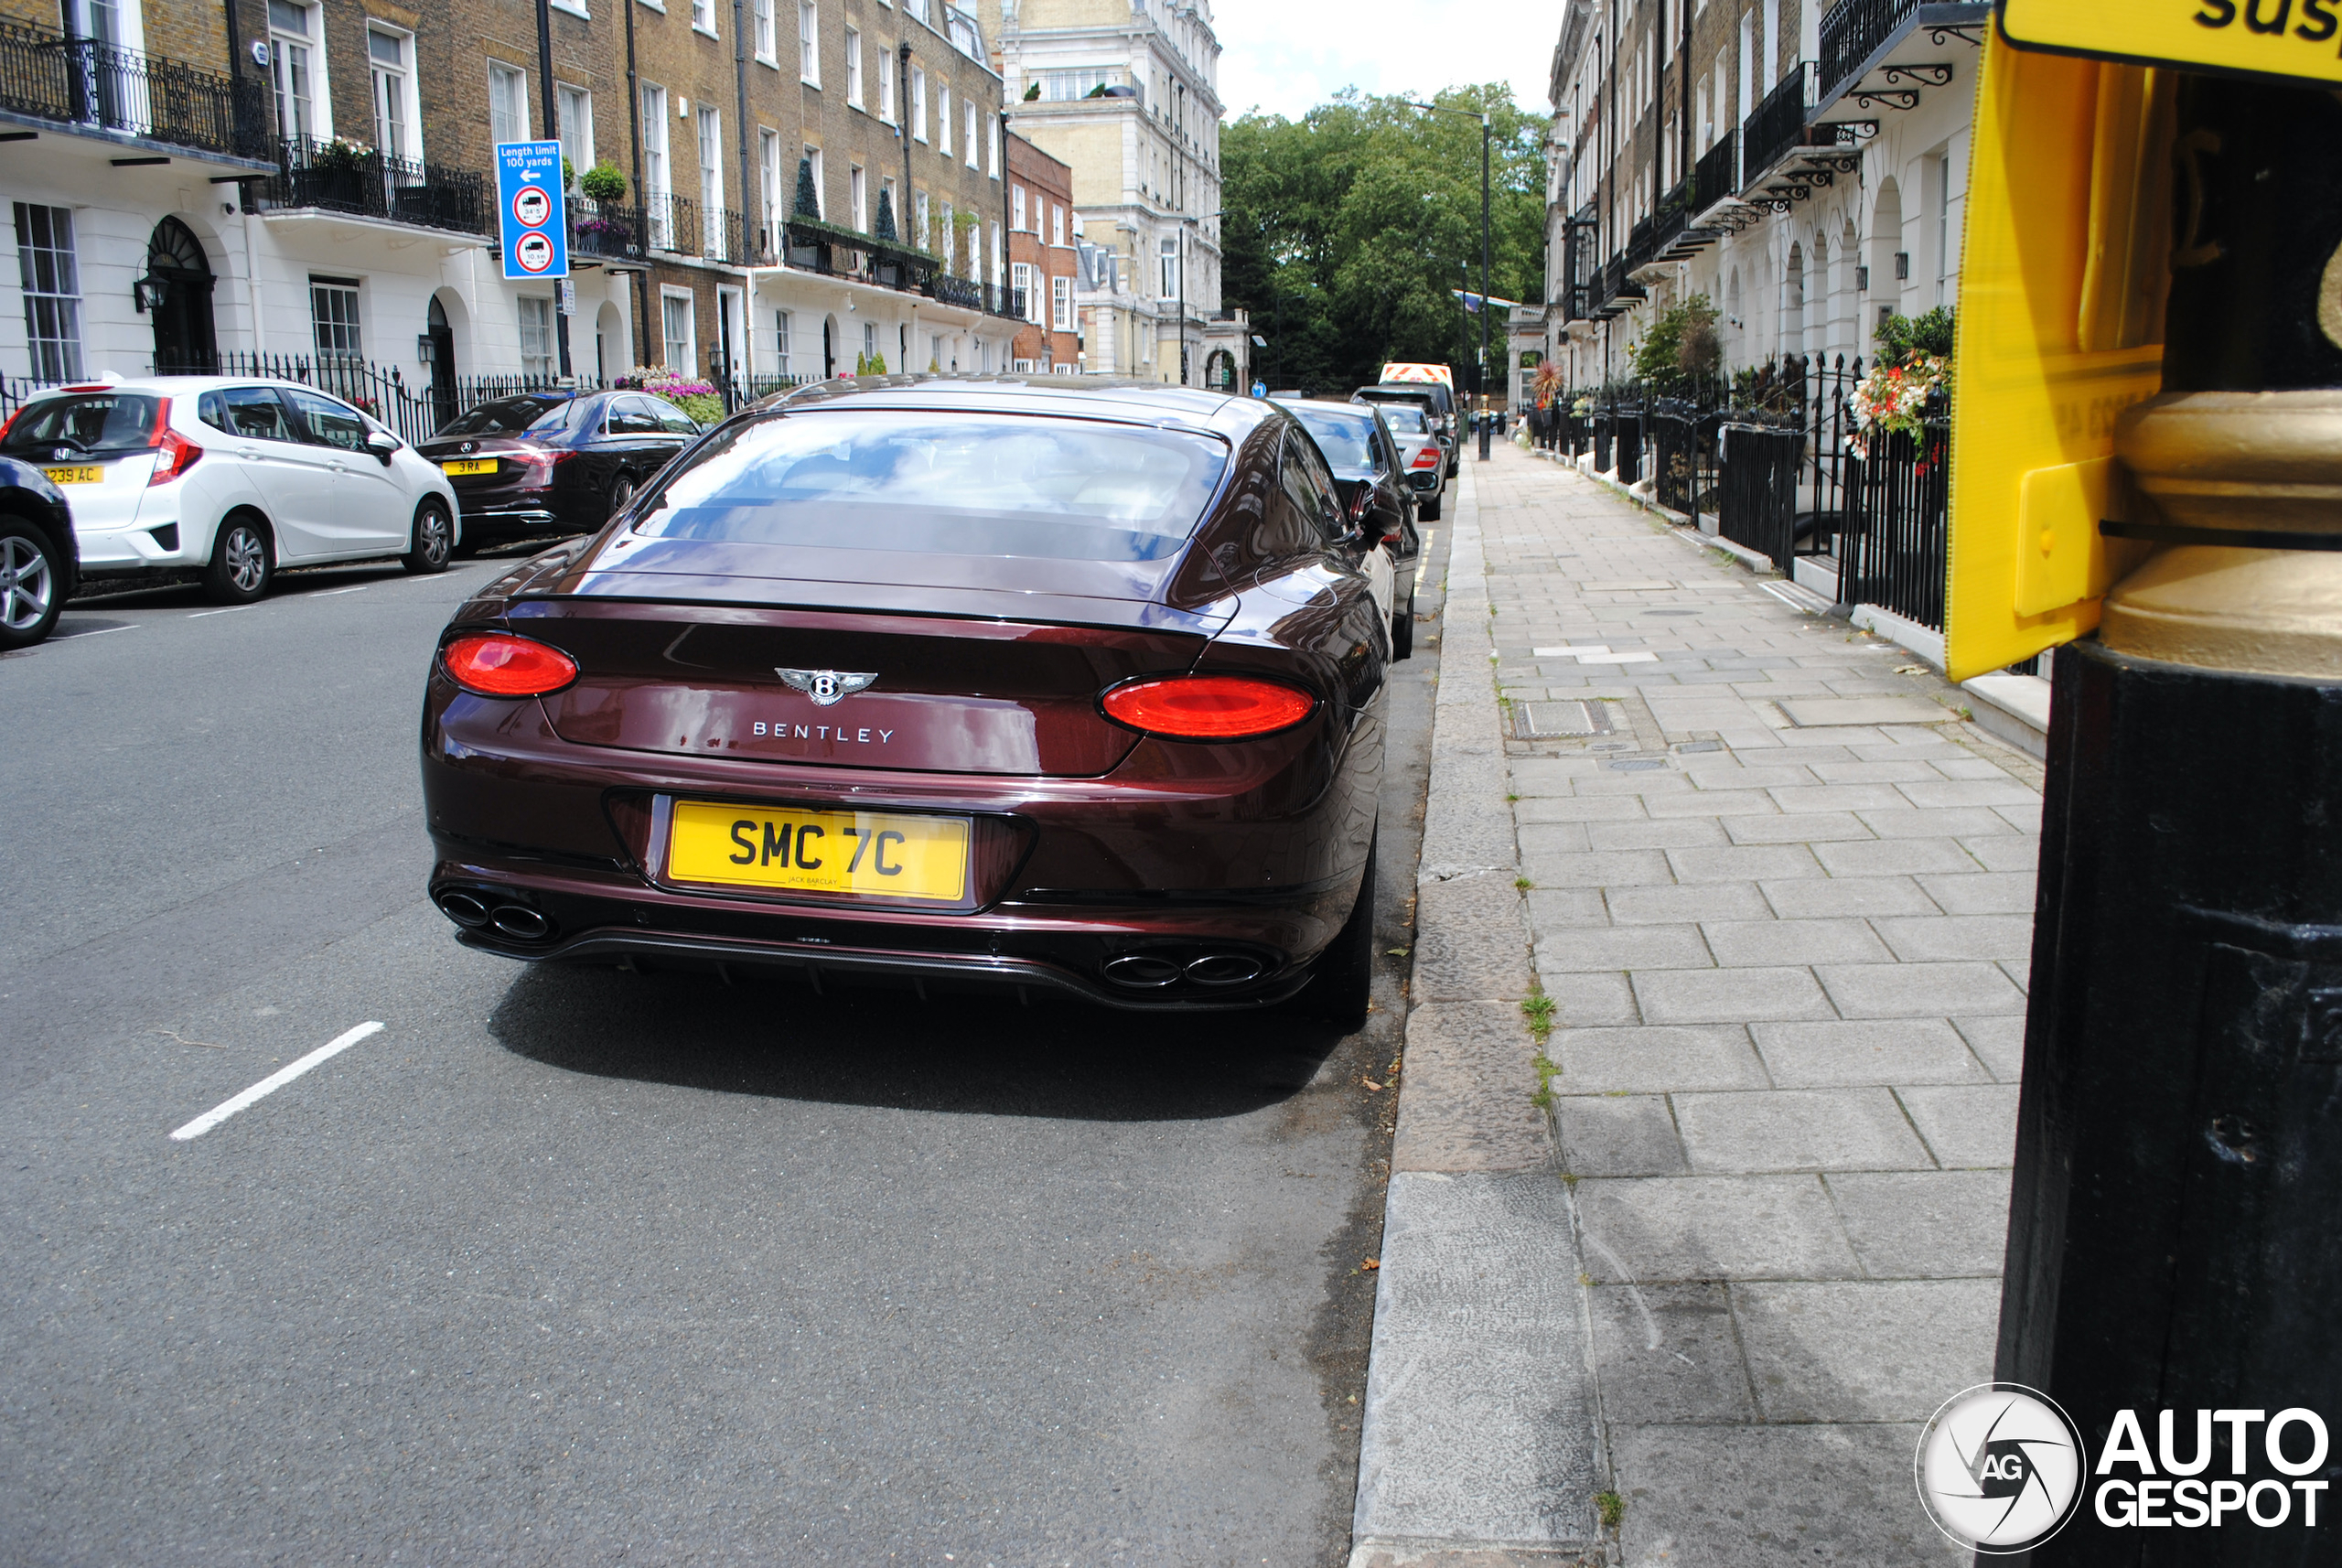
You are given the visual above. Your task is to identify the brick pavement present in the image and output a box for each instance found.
[1486,444,2039,1564]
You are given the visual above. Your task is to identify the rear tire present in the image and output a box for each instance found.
[0,521,63,650]
[1309,832,1377,1031]
[201,514,273,605]
[1391,593,1414,660]
[607,473,637,520]
[1420,493,1442,521]
[403,499,454,574]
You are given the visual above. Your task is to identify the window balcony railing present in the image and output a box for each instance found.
[1652,182,1690,252]
[0,18,268,161]
[1627,215,1656,271]
[571,195,644,262]
[260,134,489,234]
[643,191,747,263]
[1741,63,1822,187]
[1819,0,1985,102]
[1693,130,1739,208]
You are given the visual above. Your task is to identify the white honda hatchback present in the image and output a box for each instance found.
[0,377,461,604]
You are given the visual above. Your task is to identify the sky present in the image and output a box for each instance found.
[1212,0,1561,124]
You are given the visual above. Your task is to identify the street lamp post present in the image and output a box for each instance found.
[1403,99,1493,458]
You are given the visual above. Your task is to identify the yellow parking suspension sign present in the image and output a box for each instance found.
[1999,0,2342,87]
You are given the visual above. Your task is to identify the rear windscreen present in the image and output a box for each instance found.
[634,411,1231,562]
[438,396,572,436]
[1288,408,1377,476]
[2,394,162,456]
[1378,404,1428,434]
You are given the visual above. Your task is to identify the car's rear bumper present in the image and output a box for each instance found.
[420,683,1378,1010]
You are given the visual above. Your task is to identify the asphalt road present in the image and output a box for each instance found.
[0,531,1447,1567]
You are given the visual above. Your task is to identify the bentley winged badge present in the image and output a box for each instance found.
[775,668,881,706]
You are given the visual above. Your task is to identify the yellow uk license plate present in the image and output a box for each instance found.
[666,800,971,902]
[42,465,102,485]
[440,458,499,476]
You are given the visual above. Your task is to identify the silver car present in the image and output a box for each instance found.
[1370,401,1447,521]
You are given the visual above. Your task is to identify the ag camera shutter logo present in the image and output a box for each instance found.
[1915,1383,2088,1553]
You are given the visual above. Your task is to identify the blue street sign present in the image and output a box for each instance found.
[496,140,568,282]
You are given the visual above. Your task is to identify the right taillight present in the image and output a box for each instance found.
[1101,675,1316,740]
[1411,446,1441,468]
[439,633,580,697]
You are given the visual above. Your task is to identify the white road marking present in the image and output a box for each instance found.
[168,1021,384,1141]
[187,605,256,618]
[312,584,371,596]
[53,623,139,640]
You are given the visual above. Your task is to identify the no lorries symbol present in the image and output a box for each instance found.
[512,184,553,229]
[513,231,556,274]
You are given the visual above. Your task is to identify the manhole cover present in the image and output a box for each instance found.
[1515,701,1615,739]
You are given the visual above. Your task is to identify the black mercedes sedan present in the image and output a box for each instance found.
[417,390,704,550]
[1277,399,1421,658]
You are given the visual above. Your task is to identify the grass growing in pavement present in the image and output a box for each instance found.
[1515,875,1534,892]
[1523,985,1561,1109]
[1596,1490,1625,1530]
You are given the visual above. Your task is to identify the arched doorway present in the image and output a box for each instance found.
[144,218,216,371]
[424,295,457,431]
[1204,348,1235,391]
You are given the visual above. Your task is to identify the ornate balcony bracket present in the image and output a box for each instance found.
[1848,87,1923,113]
[1882,63,1956,87]
[1928,24,1986,47]
[1808,153,1865,175]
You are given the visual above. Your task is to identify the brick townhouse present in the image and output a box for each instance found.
[3,0,1020,414]
[1002,128,1073,371]
[1547,0,1982,390]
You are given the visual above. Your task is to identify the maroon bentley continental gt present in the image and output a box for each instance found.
[419,376,1395,1023]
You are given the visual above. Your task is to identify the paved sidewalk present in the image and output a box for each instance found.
[1359,442,2040,1565]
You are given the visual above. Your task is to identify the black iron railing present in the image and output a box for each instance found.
[1716,422,1804,568]
[1841,402,1950,628]
[1649,397,1721,521]
[1742,63,1816,185]
[1653,183,1690,252]
[643,192,747,263]
[923,273,985,310]
[0,19,269,160]
[571,196,645,262]
[1562,207,1597,322]
[1694,130,1739,208]
[145,349,598,446]
[260,135,489,234]
[1820,0,1983,102]
[1627,214,1657,270]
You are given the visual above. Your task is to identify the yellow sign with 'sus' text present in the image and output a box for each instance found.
[2000,0,2342,87]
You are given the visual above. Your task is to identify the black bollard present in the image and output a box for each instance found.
[1995,72,2342,1562]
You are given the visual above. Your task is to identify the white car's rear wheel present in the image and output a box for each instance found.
[403,499,454,574]
[202,515,273,605]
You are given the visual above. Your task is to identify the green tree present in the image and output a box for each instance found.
[1222,84,1548,394]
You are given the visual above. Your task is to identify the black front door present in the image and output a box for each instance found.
[145,217,216,372]
[426,295,457,432]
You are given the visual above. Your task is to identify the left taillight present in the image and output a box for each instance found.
[439,633,580,697]
[147,399,201,486]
